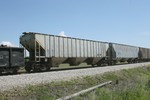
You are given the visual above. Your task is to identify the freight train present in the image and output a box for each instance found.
[0,32,150,74]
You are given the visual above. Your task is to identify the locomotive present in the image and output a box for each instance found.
[0,32,150,74]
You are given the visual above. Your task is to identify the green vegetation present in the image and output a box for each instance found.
[1,66,150,100]
[73,68,150,100]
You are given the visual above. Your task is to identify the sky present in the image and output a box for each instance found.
[0,0,150,48]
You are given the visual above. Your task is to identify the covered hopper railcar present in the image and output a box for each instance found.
[20,32,109,72]
[107,43,139,64]
[139,47,150,62]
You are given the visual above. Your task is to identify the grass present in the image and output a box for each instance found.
[73,66,150,100]
[1,65,150,100]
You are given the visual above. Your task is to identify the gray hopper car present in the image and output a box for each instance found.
[0,46,24,74]
[107,43,139,64]
[20,32,109,72]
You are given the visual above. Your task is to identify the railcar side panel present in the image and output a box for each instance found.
[111,43,139,58]
[21,33,109,58]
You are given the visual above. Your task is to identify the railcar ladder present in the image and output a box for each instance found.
[35,41,41,62]
[35,40,46,62]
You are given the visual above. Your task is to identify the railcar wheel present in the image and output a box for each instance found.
[39,64,51,72]
[45,65,51,71]
[13,68,18,74]
[92,64,95,67]
[25,63,32,73]
[97,62,102,66]
[39,64,47,72]
[32,63,40,72]
[25,66,32,73]
[0,69,2,75]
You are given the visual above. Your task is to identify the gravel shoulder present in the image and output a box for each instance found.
[0,62,150,91]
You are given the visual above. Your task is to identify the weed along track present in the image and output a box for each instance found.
[71,67,150,100]
[0,62,150,99]
[57,81,112,100]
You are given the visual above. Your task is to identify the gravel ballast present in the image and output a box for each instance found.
[0,62,150,91]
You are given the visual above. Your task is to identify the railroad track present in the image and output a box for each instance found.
[0,62,150,91]
[0,62,129,76]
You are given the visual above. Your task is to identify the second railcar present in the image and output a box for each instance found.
[20,32,109,72]
[107,43,139,64]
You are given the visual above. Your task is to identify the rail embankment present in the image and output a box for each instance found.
[0,62,150,99]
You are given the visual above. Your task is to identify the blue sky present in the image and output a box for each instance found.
[0,0,150,48]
